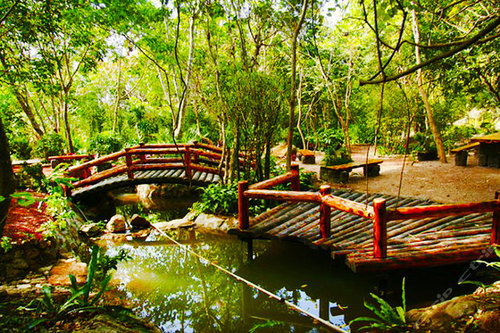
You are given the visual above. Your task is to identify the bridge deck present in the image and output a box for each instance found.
[231,189,492,272]
[71,168,220,200]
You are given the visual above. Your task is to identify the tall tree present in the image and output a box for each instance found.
[412,9,446,163]
[286,0,309,170]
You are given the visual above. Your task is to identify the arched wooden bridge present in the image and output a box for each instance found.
[232,165,500,272]
[65,142,240,200]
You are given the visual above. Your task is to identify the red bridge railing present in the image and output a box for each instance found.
[65,142,248,194]
[238,167,500,259]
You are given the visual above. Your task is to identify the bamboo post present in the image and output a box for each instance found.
[185,145,192,179]
[319,185,331,238]
[238,180,249,229]
[492,191,500,245]
[290,163,300,191]
[125,148,134,179]
[373,198,387,259]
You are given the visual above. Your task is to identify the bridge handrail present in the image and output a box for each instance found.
[66,142,257,196]
[67,150,126,174]
[238,169,500,260]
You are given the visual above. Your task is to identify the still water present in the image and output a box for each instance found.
[103,191,489,332]
[105,230,487,332]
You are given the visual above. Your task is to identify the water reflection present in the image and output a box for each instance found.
[108,231,481,332]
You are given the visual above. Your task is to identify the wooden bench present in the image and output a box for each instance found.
[450,142,480,166]
[320,159,383,183]
[298,149,315,164]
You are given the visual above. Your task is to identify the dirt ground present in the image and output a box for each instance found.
[273,143,500,204]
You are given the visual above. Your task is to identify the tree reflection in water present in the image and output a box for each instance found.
[108,231,345,332]
[107,225,481,332]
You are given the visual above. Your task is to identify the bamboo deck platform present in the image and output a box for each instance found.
[71,168,220,200]
[231,189,493,272]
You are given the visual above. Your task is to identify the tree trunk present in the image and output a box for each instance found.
[412,10,447,163]
[63,90,74,153]
[286,0,309,171]
[174,13,196,140]
[0,117,15,234]
[297,69,306,149]
[112,58,122,133]
[0,53,44,138]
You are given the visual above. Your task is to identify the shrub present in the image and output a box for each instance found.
[193,183,239,216]
[322,147,352,167]
[34,133,65,159]
[9,136,32,160]
[317,127,344,151]
[89,132,123,156]
[15,163,47,191]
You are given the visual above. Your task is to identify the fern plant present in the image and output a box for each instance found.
[350,278,410,332]
[20,245,131,329]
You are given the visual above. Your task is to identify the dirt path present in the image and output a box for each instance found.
[277,144,500,204]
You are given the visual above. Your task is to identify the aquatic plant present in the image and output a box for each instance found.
[20,245,132,329]
[350,278,410,332]
[459,246,500,292]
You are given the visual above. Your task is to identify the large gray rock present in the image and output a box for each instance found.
[130,214,150,231]
[106,215,126,233]
[194,213,238,232]
[408,282,500,332]
[79,223,103,237]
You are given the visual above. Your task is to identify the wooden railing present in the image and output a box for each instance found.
[238,167,500,259]
[65,142,245,192]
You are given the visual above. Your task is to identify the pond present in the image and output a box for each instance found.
[101,190,492,332]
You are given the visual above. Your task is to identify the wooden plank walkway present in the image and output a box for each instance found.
[71,168,220,200]
[231,189,493,272]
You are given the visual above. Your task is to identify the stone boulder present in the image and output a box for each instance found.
[408,281,500,332]
[79,223,103,237]
[130,214,150,231]
[106,215,126,233]
[194,213,238,233]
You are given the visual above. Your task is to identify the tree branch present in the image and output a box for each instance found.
[360,16,500,86]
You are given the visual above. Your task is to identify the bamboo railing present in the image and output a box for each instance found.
[238,167,500,259]
[65,142,246,193]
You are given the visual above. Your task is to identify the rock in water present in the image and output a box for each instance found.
[79,223,103,237]
[130,214,150,231]
[106,215,126,233]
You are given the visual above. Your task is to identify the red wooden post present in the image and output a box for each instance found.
[373,198,387,259]
[492,191,500,245]
[319,185,331,238]
[290,163,300,191]
[139,142,146,163]
[185,146,191,179]
[238,180,249,229]
[125,148,134,179]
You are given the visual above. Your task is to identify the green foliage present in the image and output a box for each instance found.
[34,133,65,159]
[15,163,46,191]
[249,320,283,332]
[89,131,123,156]
[20,245,132,329]
[95,248,132,282]
[459,246,500,292]
[299,170,317,191]
[316,127,344,151]
[408,132,437,154]
[322,147,352,167]
[9,136,32,160]
[441,125,479,151]
[350,278,409,332]
[11,192,37,207]
[1,236,12,252]
[193,183,239,216]
[37,164,77,237]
